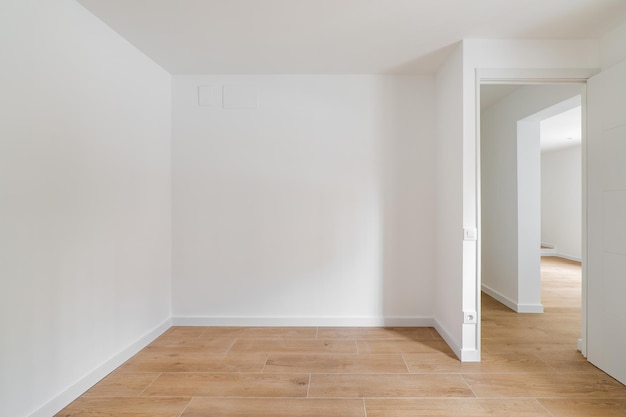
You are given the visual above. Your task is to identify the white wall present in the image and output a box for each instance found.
[541,145,582,260]
[434,44,467,359]
[431,41,592,359]
[481,85,582,310]
[450,39,600,360]
[172,75,436,325]
[516,119,542,312]
[0,1,172,416]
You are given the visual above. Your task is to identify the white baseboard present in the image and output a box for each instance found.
[433,319,480,362]
[461,348,480,362]
[554,252,582,262]
[31,318,171,417]
[517,303,544,313]
[433,319,462,360]
[481,285,518,312]
[172,316,435,327]
[481,285,544,313]
[540,249,581,262]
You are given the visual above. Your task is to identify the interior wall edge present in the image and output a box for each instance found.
[30,318,172,417]
[171,316,435,327]
[481,284,545,314]
[433,318,461,360]
[551,253,583,262]
[481,284,518,312]
[516,304,545,314]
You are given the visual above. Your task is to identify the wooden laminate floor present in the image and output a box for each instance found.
[56,257,626,416]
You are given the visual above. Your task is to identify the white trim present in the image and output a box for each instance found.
[540,251,582,262]
[477,68,599,85]
[517,303,545,314]
[481,284,544,313]
[434,319,479,362]
[461,348,481,362]
[580,85,589,358]
[172,316,434,327]
[31,318,171,417]
[481,284,518,312]
[434,318,461,360]
[554,252,582,262]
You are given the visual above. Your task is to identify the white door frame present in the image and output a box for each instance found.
[474,68,598,357]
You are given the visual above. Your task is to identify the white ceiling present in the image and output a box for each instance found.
[76,0,626,74]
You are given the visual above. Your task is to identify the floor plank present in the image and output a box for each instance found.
[54,397,191,417]
[309,374,474,397]
[141,373,309,397]
[229,338,357,354]
[403,352,552,374]
[82,372,160,397]
[317,327,438,340]
[463,373,626,398]
[117,352,267,373]
[365,398,551,417]
[198,327,317,339]
[181,398,366,417]
[145,338,236,353]
[264,353,408,373]
[538,398,626,417]
[356,339,452,354]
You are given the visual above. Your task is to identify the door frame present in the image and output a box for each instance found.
[474,68,599,357]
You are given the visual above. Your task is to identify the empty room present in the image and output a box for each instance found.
[2,1,626,416]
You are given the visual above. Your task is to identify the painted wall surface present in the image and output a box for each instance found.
[172,75,436,324]
[481,85,582,309]
[515,119,542,311]
[0,1,172,416]
[587,54,626,386]
[541,146,582,260]
[455,39,600,358]
[434,44,466,358]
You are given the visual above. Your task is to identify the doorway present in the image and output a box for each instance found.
[479,83,584,352]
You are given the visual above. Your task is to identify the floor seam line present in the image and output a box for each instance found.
[306,373,312,398]
[176,397,193,417]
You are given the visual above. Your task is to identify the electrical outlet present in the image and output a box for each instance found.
[464,311,477,324]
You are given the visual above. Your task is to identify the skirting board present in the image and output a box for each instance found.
[481,285,544,313]
[31,318,172,417]
[172,316,434,327]
[554,252,582,262]
[433,319,461,360]
[432,319,479,362]
[540,249,582,262]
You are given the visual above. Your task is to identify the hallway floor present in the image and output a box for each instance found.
[56,257,626,416]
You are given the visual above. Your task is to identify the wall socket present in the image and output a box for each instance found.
[463,311,477,324]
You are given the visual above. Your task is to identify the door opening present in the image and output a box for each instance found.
[478,82,585,356]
